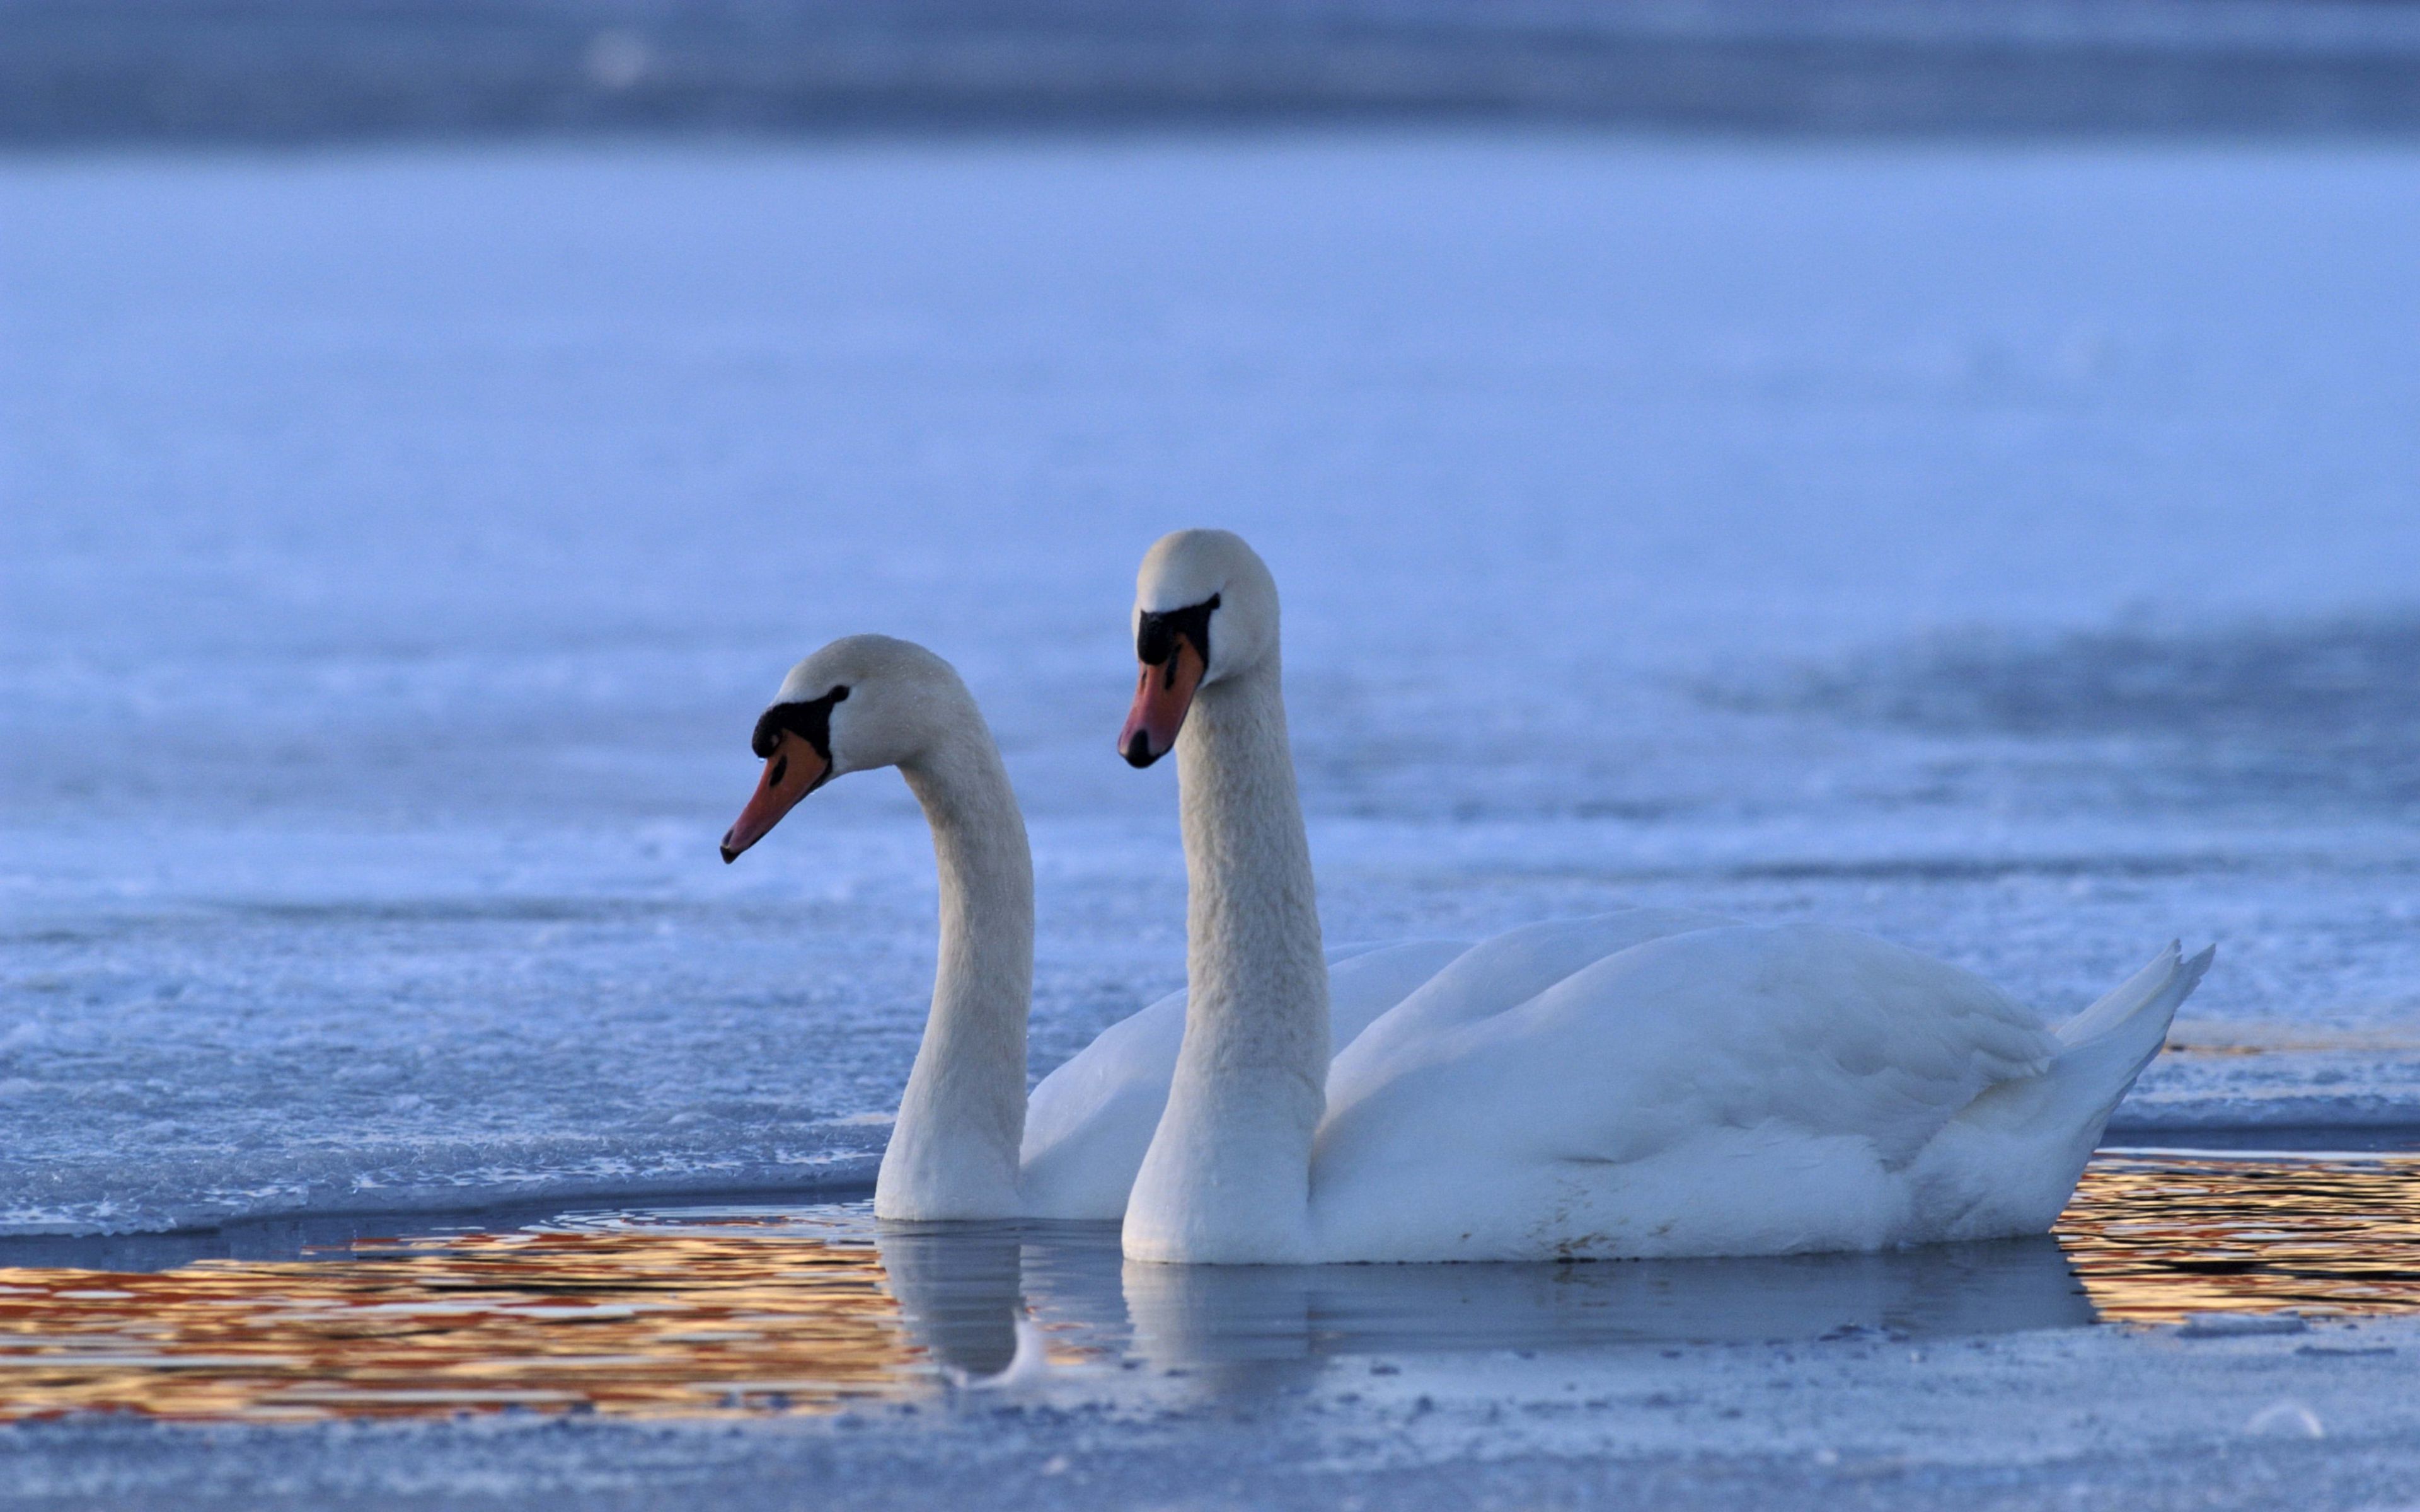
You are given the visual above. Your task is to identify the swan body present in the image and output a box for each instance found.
[1114,529,2213,1264]
[1306,917,2207,1261]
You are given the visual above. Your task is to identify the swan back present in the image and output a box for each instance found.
[1306,924,2064,1259]
[1326,909,1739,1116]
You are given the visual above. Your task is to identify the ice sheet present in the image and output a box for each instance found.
[5,134,2420,1234]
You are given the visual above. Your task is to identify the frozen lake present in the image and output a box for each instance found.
[6,130,2420,1236]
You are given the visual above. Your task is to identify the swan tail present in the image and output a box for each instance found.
[1964,939,2211,1138]
[1906,938,2216,1248]
[1916,942,2213,1242]
[2039,939,2214,1137]
[2056,940,2213,1054]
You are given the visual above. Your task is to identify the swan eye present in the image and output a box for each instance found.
[1136,594,1219,668]
[749,686,849,760]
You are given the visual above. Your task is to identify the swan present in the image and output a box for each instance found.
[716,634,1475,1222]
[1112,528,2215,1264]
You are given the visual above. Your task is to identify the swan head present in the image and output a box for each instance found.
[1119,529,1280,768]
[721,634,974,862]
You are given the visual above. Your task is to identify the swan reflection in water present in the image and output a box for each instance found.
[879,1219,2092,1385]
[0,1206,2084,1421]
[1,1152,2414,1420]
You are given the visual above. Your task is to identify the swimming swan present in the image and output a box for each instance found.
[1112,529,2214,1264]
[717,634,1469,1222]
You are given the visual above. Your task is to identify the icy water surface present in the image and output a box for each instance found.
[0,1150,2411,1422]
[6,135,2420,1235]
[2061,1150,2420,1322]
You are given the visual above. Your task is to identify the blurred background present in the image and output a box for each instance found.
[8,0,2420,140]
[4,3,2419,1239]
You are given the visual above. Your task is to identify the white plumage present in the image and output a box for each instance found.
[728,543,2211,1261]
[1110,530,2213,1263]
[1024,900,2208,1258]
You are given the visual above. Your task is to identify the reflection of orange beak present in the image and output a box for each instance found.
[720,731,830,862]
[1119,638,1203,769]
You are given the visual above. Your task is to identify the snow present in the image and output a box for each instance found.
[6,132,2420,1237]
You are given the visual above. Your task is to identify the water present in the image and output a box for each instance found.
[0,1150,2409,1421]
[2063,1152,2420,1322]
[6,133,2420,1237]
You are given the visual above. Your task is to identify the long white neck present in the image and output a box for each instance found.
[873,725,1034,1221]
[1124,654,1328,1263]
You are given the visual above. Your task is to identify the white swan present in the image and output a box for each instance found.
[716,634,1469,1222]
[1112,529,2215,1264]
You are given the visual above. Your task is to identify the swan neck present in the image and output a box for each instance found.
[877,723,1033,1220]
[1179,663,1327,1054]
[1127,655,1327,1261]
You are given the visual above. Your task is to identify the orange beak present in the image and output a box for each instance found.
[1119,638,1204,769]
[720,731,829,862]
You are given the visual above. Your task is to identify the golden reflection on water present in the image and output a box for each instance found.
[2058,1152,2420,1323]
[1,1153,2416,1422]
[0,1213,916,1421]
